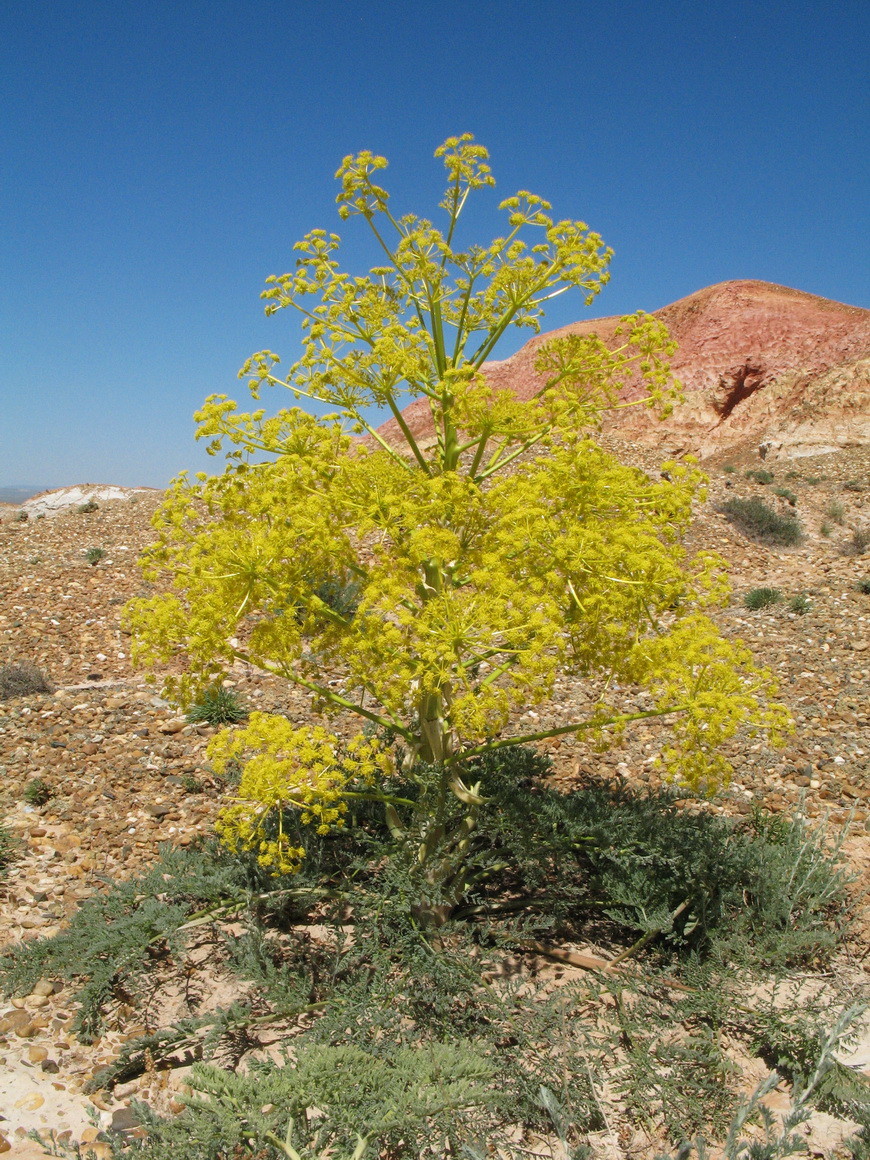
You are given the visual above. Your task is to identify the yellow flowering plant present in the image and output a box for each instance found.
[126,136,788,889]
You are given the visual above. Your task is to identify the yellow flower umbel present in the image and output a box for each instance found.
[210,716,393,874]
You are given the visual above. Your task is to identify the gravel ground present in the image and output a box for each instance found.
[1,449,870,1153]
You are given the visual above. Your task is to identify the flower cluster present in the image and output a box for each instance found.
[211,716,393,873]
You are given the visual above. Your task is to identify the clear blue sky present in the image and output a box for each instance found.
[2,0,868,488]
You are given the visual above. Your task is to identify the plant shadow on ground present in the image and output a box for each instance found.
[4,747,870,1159]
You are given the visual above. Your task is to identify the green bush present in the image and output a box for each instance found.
[85,546,106,565]
[821,521,833,537]
[850,528,870,555]
[721,497,803,546]
[722,464,736,474]
[746,469,774,485]
[843,479,865,492]
[788,594,812,615]
[186,685,248,726]
[14,509,28,522]
[773,487,797,506]
[826,500,846,525]
[856,578,870,595]
[23,777,52,806]
[0,662,54,701]
[77,499,99,513]
[307,573,363,621]
[744,587,782,610]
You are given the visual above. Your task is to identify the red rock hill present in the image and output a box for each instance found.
[377,280,870,461]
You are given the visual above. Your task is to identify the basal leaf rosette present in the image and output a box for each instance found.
[210,715,394,873]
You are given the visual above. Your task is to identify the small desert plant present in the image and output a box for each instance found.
[182,775,204,794]
[784,470,802,480]
[744,587,782,610]
[23,778,52,807]
[0,662,54,701]
[721,497,803,546]
[773,487,797,506]
[843,479,865,492]
[746,469,775,485]
[826,500,846,525]
[849,528,870,555]
[856,578,870,595]
[805,476,822,485]
[14,509,28,522]
[77,499,99,514]
[0,823,17,880]
[821,521,833,537]
[85,547,106,565]
[722,464,737,474]
[186,685,248,726]
[308,573,363,621]
[788,593,812,615]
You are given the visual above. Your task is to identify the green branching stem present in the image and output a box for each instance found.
[230,648,414,741]
[452,703,690,765]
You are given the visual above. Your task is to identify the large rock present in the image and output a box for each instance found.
[377,280,870,461]
[1,484,159,520]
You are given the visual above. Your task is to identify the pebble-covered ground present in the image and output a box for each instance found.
[1,446,870,1154]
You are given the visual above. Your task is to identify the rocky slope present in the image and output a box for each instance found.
[2,451,870,1152]
[376,280,870,461]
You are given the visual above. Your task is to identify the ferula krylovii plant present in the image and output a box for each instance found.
[126,136,788,894]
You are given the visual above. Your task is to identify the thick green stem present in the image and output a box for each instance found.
[385,393,431,472]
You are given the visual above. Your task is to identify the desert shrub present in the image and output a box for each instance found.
[843,479,865,492]
[311,573,363,620]
[805,476,822,485]
[23,777,52,806]
[0,661,54,701]
[77,499,99,513]
[784,470,802,480]
[788,594,812,615]
[127,136,787,902]
[0,823,17,880]
[721,497,803,546]
[746,469,774,485]
[821,521,833,537]
[722,464,736,474]
[857,578,870,595]
[85,546,106,565]
[186,685,248,726]
[826,500,846,524]
[744,587,782,610]
[14,509,28,521]
[773,487,797,506]
[849,528,870,555]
